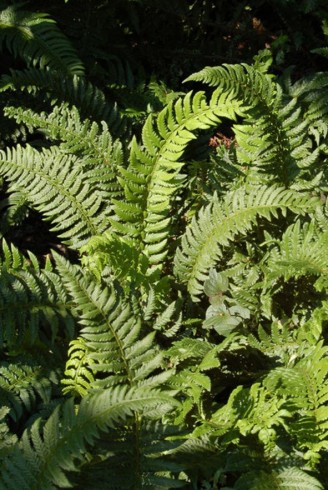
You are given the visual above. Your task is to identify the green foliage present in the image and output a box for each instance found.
[1,3,328,488]
[0,4,84,75]
[0,241,74,349]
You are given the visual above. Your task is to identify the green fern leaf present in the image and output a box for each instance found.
[0,407,17,457]
[112,89,244,266]
[0,69,122,131]
[0,361,61,422]
[4,104,123,183]
[265,221,328,281]
[186,64,318,185]
[174,185,319,300]
[0,145,112,248]
[0,386,179,489]
[185,63,275,106]
[61,337,95,397]
[0,264,74,348]
[55,254,169,391]
[234,467,323,489]
[0,5,84,75]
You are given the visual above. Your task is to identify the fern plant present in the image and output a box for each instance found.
[1,42,328,489]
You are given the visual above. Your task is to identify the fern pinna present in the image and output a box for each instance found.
[1,45,328,489]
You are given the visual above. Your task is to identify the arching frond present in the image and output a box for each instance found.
[0,145,112,248]
[0,260,74,349]
[0,387,180,489]
[112,88,244,266]
[0,5,84,75]
[185,63,275,106]
[0,69,122,131]
[186,64,318,185]
[174,186,319,300]
[55,254,170,392]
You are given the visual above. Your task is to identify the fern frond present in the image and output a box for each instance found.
[234,467,323,490]
[0,145,113,248]
[55,254,169,391]
[264,342,328,461]
[0,5,84,75]
[80,232,144,283]
[112,89,244,266]
[185,63,275,106]
[5,103,123,170]
[0,386,179,489]
[186,64,318,184]
[265,221,328,281]
[4,104,123,197]
[174,185,319,300]
[61,337,95,397]
[0,69,122,130]
[73,420,185,489]
[0,361,60,422]
[0,183,31,232]
[185,63,275,96]
[0,406,17,458]
[0,261,74,349]
[0,239,42,271]
[247,321,300,366]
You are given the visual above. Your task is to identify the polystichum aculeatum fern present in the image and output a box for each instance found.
[0,28,328,488]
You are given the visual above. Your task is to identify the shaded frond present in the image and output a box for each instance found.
[247,321,301,366]
[73,421,185,489]
[234,467,323,490]
[0,387,179,489]
[265,221,328,281]
[264,343,328,460]
[0,239,49,272]
[0,362,61,422]
[0,5,84,75]
[0,259,74,349]
[0,407,17,458]
[0,69,122,131]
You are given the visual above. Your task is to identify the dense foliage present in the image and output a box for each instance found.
[1,1,328,489]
